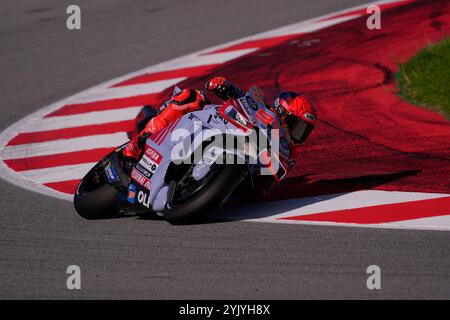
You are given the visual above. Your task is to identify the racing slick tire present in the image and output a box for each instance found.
[163,160,247,225]
[74,183,119,220]
[74,155,120,220]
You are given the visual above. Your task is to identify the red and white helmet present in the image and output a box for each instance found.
[274,92,317,144]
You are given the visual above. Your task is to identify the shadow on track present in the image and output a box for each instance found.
[206,169,420,223]
[119,170,420,225]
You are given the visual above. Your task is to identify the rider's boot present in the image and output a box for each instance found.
[123,136,141,160]
[122,132,150,173]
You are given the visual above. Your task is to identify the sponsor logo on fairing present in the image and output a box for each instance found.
[139,157,158,174]
[105,164,118,183]
[135,163,153,178]
[188,113,202,122]
[127,184,137,204]
[144,145,163,164]
[140,145,163,174]
[246,97,259,111]
[207,109,229,125]
[235,112,248,126]
[130,167,152,190]
[238,98,252,116]
[137,190,151,208]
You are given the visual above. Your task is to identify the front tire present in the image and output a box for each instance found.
[74,184,118,219]
[164,162,247,225]
[74,155,120,220]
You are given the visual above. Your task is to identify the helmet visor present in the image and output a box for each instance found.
[286,114,314,144]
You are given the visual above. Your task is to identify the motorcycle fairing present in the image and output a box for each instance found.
[128,87,292,213]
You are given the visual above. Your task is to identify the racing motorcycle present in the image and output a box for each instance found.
[74,87,293,224]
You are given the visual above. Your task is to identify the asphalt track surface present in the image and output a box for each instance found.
[0,0,449,299]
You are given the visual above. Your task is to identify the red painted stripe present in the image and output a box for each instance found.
[7,120,134,146]
[155,118,177,144]
[156,128,169,145]
[157,126,172,145]
[201,0,415,59]
[4,148,113,171]
[151,127,165,144]
[319,0,416,22]
[168,118,180,133]
[158,118,180,145]
[204,34,301,55]
[46,93,160,117]
[279,196,450,224]
[45,179,80,195]
[110,65,220,88]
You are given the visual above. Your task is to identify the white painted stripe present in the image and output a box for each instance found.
[64,50,255,100]
[127,49,257,77]
[66,78,186,104]
[253,214,450,232]
[208,0,409,46]
[20,162,97,184]
[22,107,142,133]
[0,132,129,160]
[383,215,450,230]
[267,190,448,220]
[214,190,449,222]
[248,15,361,40]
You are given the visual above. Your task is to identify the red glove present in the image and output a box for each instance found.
[206,77,231,100]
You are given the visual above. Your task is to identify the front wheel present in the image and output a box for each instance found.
[163,159,247,225]
[74,154,120,220]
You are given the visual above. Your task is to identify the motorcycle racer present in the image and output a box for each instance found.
[122,77,317,171]
[76,78,318,220]
[206,77,317,146]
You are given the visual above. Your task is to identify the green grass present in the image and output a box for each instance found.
[397,37,450,120]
